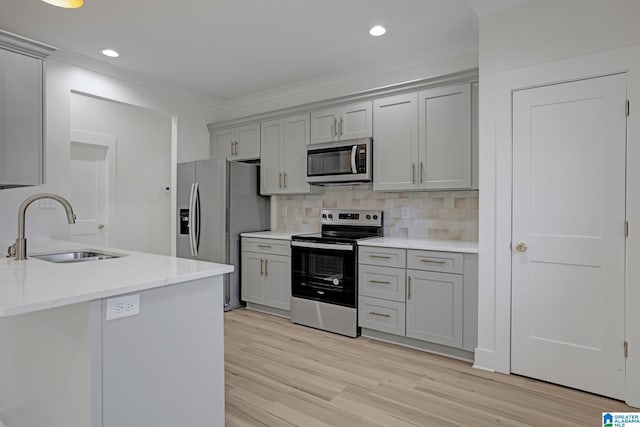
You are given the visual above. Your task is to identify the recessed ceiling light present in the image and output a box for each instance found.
[369,25,386,37]
[41,0,83,8]
[101,49,120,58]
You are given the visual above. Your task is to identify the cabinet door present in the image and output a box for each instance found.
[260,119,283,195]
[406,269,463,348]
[241,252,265,304]
[418,84,471,189]
[0,48,43,187]
[235,123,260,160]
[282,114,310,194]
[310,108,339,144]
[211,127,235,160]
[339,101,372,140]
[264,254,291,311]
[373,93,419,191]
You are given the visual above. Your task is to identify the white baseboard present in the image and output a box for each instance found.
[473,347,496,372]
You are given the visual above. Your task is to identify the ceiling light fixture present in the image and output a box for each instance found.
[101,49,120,58]
[369,25,387,37]
[41,0,84,9]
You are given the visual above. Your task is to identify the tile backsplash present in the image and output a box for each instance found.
[274,185,478,241]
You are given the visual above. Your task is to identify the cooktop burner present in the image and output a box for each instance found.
[292,209,383,243]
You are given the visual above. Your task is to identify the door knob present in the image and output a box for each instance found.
[515,242,527,252]
[98,224,105,230]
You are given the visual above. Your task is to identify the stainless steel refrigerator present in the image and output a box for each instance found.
[177,159,270,310]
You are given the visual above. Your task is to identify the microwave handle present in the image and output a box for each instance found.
[351,145,357,174]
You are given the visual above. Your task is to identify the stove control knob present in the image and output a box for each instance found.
[366,215,371,220]
[322,213,327,219]
[328,214,333,219]
[373,215,378,220]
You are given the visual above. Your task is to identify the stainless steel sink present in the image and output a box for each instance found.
[32,250,125,263]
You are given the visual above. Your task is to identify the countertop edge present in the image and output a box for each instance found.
[0,265,234,318]
[358,239,479,254]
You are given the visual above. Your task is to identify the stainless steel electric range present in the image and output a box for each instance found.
[290,209,383,337]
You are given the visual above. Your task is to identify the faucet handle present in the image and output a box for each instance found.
[6,244,16,258]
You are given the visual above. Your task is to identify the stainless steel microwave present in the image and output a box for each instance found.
[306,138,372,184]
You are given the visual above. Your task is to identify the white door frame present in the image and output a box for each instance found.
[490,45,640,407]
[70,130,117,246]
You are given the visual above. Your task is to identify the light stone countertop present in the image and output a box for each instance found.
[0,240,234,317]
[358,237,478,254]
[240,231,298,240]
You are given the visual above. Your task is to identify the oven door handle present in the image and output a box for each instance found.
[291,241,354,251]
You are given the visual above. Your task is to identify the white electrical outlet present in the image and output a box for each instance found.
[106,294,140,320]
[401,206,410,219]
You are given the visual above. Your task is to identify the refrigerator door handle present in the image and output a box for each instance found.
[194,182,201,256]
[188,182,197,257]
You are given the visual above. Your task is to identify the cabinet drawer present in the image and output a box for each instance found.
[407,250,463,274]
[358,296,405,336]
[359,265,405,302]
[359,246,406,268]
[242,238,291,256]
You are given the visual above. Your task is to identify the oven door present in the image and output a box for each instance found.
[291,240,357,307]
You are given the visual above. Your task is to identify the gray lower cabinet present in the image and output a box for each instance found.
[241,237,291,314]
[358,245,477,356]
[406,269,463,347]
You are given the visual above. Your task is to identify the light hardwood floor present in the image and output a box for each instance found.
[224,309,633,426]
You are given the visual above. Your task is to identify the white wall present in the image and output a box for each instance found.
[0,59,223,250]
[70,94,172,255]
[220,41,478,120]
[476,0,640,390]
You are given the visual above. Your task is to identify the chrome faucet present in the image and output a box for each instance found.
[7,193,76,260]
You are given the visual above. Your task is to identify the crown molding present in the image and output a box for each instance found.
[207,68,478,131]
[0,29,57,59]
[50,48,226,109]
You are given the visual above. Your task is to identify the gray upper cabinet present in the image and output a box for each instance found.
[310,101,372,144]
[418,84,471,190]
[373,93,419,191]
[210,122,260,161]
[260,114,323,195]
[0,30,55,189]
[373,83,475,191]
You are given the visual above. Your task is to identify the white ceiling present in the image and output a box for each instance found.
[0,0,529,104]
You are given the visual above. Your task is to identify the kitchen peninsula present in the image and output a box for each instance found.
[0,240,233,427]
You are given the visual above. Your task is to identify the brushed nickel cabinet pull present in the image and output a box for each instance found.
[408,276,412,300]
[420,259,447,264]
[257,244,272,249]
[230,142,234,156]
[420,162,424,184]
[260,259,264,276]
[264,259,268,276]
[338,117,344,136]
[369,255,391,259]
[283,172,287,188]
[331,118,337,138]
[369,280,391,285]
[279,173,283,189]
[412,163,416,184]
[369,311,391,318]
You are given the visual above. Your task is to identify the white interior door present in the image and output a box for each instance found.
[69,131,117,247]
[511,73,627,399]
